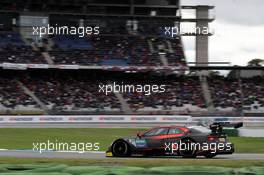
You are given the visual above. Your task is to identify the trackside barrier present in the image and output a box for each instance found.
[239,128,264,137]
[0,116,264,124]
[0,115,192,123]
[192,117,264,123]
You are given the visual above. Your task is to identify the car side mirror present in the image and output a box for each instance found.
[137,132,142,139]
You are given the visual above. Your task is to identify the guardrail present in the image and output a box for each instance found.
[0,115,192,123]
[0,115,264,124]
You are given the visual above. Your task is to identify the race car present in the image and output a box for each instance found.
[106,122,243,158]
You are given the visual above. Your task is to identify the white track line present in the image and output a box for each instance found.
[0,149,104,154]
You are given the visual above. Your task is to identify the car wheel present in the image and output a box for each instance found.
[112,140,130,157]
[179,138,197,158]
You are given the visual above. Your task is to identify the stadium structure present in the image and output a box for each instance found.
[0,0,263,117]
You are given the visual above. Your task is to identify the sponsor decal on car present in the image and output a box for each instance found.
[135,139,147,148]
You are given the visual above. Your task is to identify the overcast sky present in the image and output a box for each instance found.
[181,0,264,66]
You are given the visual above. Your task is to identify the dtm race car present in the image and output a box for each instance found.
[106,122,243,158]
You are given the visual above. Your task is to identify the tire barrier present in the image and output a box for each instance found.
[0,173,70,175]
[62,166,108,175]
[0,165,263,175]
[24,165,68,173]
[149,166,232,175]
[237,166,264,175]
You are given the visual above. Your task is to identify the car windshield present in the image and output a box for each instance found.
[168,128,183,134]
[143,127,168,136]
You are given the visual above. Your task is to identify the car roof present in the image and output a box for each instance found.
[188,126,211,133]
[145,126,189,133]
[151,126,186,129]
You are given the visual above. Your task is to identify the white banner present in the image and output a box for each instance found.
[0,115,191,123]
[27,64,49,69]
[2,63,27,70]
[192,117,264,123]
[56,65,79,69]
[0,115,263,124]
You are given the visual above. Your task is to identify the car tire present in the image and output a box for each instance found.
[179,138,197,158]
[112,140,130,157]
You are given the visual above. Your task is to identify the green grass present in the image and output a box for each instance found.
[0,128,263,153]
[0,158,263,168]
[229,137,264,153]
[0,128,144,151]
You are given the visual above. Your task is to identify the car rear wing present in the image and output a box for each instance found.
[209,122,243,134]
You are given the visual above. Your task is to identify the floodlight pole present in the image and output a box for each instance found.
[196,6,210,66]
[181,5,214,67]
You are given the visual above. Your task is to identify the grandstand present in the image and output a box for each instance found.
[0,0,263,116]
[0,69,264,116]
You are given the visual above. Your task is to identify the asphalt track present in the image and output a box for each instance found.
[0,150,264,160]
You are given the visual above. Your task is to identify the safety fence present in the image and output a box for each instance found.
[0,115,264,124]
